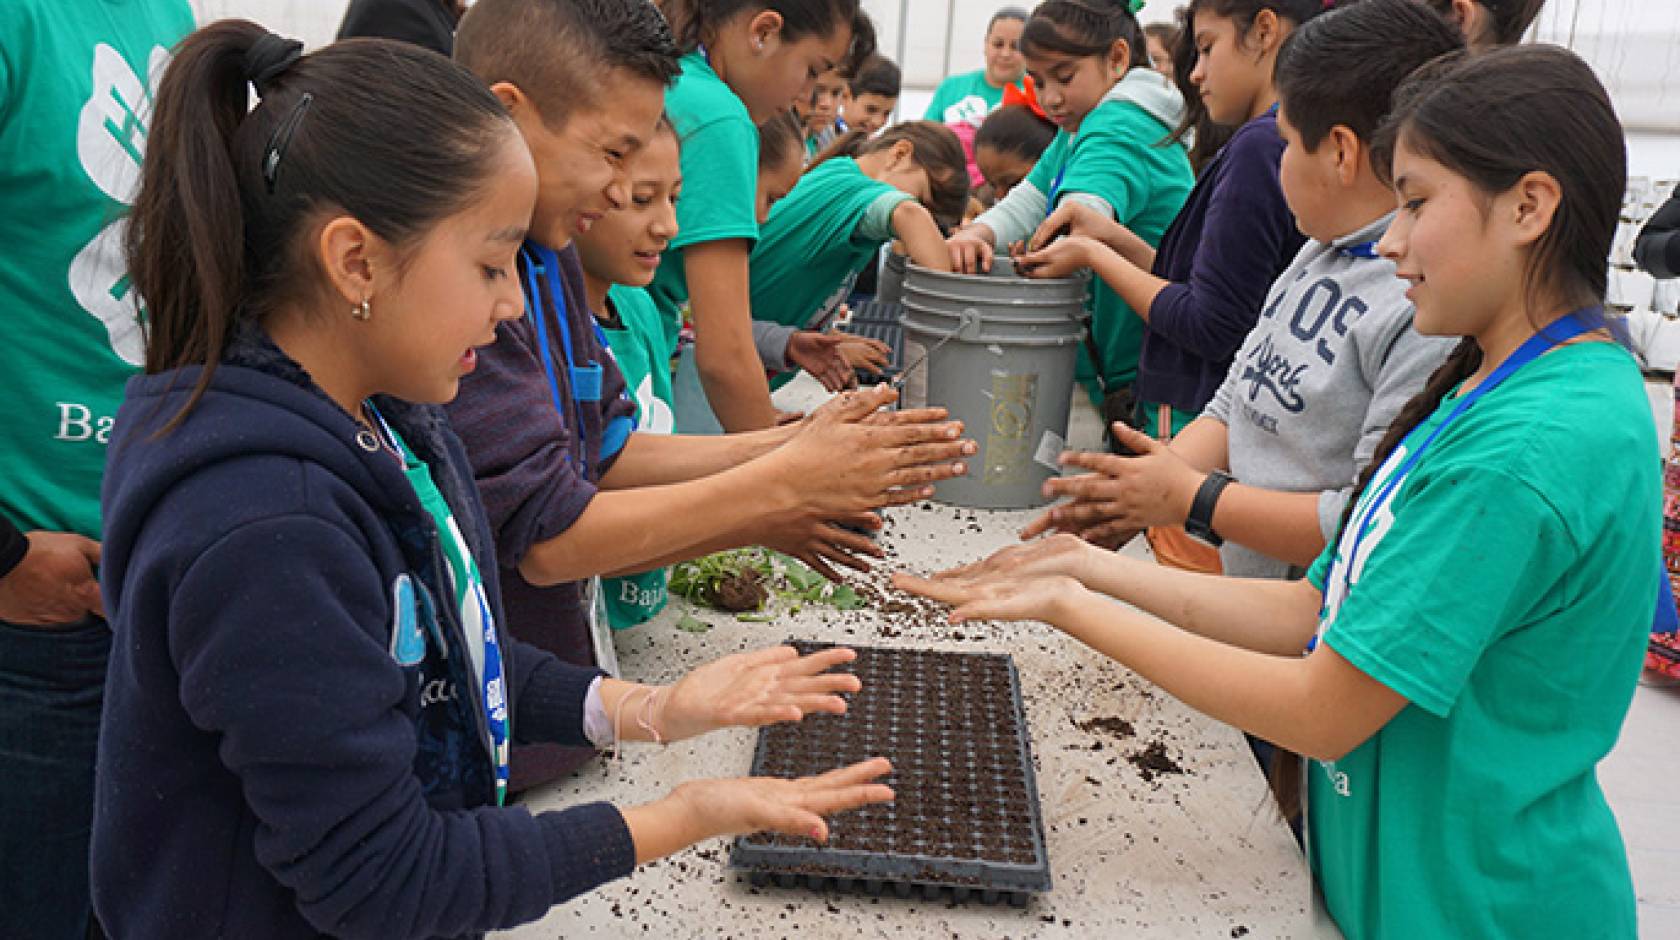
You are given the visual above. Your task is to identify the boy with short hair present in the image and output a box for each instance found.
[1033,0,1468,581]
[843,54,900,135]
[449,0,971,790]
[799,65,850,161]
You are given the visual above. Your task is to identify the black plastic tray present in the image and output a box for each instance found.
[839,302,905,385]
[730,641,1052,906]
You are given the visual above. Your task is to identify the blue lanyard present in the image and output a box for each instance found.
[1046,164,1068,217]
[520,245,606,465]
[367,403,511,806]
[1338,240,1380,260]
[1339,308,1605,595]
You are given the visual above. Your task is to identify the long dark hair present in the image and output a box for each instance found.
[127,20,514,429]
[811,121,970,227]
[1186,0,1327,35]
[1346,44,1624,535]
[1166,4,1231,174]
[660,0,877,72]
[757,109,805,172]
[1019,0,1145,69]
[1423,0,1546,46]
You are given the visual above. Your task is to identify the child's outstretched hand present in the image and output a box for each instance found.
[659,644,863,742]
[892,567,1090,627]
[838,336,892,376]
[784,385,975,513]
[918,533,1100,589]
[624,758,894,863]
[786,331,857,392]
[1032,424,1204,538]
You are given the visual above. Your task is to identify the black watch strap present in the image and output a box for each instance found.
[1185,470,1232,546]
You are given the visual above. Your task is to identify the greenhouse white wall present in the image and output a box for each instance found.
[191,0,1677,132]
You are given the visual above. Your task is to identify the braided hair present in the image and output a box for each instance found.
[1339,45,1624,538]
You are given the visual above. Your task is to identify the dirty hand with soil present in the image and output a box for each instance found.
[1022,423,1205,543]
[892,566,1094,627]
[762,385,975,579]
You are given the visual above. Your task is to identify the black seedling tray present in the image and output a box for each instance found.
[840,302,905,385]
[730,641,1052,907]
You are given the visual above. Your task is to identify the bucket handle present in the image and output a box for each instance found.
[914,307,985,342]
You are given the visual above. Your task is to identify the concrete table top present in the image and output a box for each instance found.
[497,379,1340,939]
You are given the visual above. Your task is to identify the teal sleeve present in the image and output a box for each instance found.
[1307,542,1334,591]
[924,82,952,121]
[671,115,760,250]
[857,190,916,243]
[1056,102,1157,222]
[1321,464,1572,716]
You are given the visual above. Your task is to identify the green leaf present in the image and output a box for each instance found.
[828,585,864,610]
[674,611,712,634]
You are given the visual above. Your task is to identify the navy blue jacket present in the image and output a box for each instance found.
[95,326,635,938]
[1138,110,1308,414]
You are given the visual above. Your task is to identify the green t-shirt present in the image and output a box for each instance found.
[0,0,195,538]
[1304,341,1653,939]
[646,50,760,356]
[598,285,673,629]
[924,69,1005,129]
[1020,97,1193,399]
[749,157,910,333]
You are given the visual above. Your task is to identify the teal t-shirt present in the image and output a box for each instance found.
[924,69,1005,129]
[750,157,910,333]
[0,0,195,538]
[646,50,760,357]
[598,285,673,629]
[1022,97,1193,400]
[1304,341,1653,939]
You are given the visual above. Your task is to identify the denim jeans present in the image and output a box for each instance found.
[0,617,110,940]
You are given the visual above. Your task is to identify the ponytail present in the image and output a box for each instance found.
[811,120,970,226]
[1283,335,1483,827]
[128,21,514,430]
[128,21,274,427]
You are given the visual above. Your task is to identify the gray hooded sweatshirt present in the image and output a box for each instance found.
[973,67,1186,245]
[1202,213,1456,579]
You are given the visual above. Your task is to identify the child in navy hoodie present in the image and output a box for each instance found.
[96,23,891,940]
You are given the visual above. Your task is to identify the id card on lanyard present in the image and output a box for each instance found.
[369,405,512,805]
[518,244,623,677]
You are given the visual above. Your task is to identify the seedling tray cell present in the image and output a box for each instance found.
[730,641,1052,906]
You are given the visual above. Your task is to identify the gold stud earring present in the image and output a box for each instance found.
[353,297,372,322]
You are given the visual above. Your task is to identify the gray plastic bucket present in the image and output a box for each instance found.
[877,249,908,305]
[900,259,1088,509]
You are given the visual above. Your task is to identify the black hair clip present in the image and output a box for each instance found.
[262,92,313,195]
